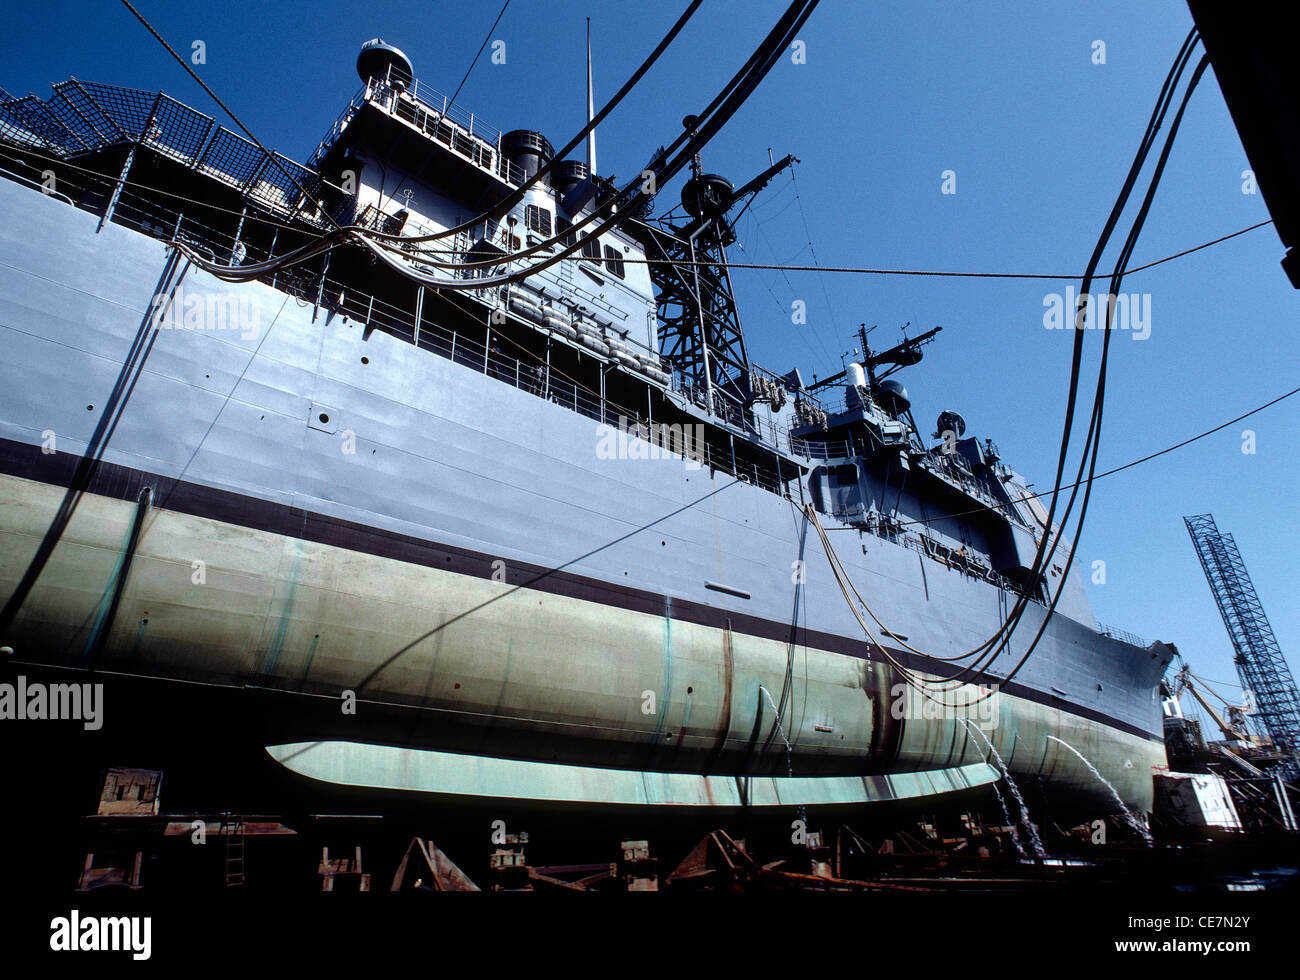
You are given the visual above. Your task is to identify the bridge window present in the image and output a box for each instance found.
[524,205,552,237]
[603,245,625,279]
[580,233,601,261]
[557,215,575,247]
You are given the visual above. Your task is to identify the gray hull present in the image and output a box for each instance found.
[0,179,1171,811]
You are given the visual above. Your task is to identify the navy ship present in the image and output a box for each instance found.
[0,26,1172,821]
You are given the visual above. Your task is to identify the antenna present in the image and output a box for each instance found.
[586,18,597,175]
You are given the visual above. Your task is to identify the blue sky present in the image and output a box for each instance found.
[3,1,1295,715]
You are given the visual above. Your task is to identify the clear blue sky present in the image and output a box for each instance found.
[3,1,1295,712]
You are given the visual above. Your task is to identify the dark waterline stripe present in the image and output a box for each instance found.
[0,437,1163,742]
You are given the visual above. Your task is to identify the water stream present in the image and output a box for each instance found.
[963,719,1047,858]
[758,684,806,827]
[987,765,1027,857]
[1046,734,1153,844]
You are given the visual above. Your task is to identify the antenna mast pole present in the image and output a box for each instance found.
[586,18,596,174]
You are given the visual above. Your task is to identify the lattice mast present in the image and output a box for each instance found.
[1184,513,1300,779]
[640,130,795,417]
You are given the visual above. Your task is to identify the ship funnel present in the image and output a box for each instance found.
[502,130,555,182]
[357,39,413,86]
[553,159,590,193]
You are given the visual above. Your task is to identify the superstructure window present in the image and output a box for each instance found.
[580,233,601,261]
[524,204,552,237]
[603,244,625,279]
[558,215,575,247]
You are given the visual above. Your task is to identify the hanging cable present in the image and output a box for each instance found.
[169,0,819,290]
[445,0,513,111]
[802,30,1211,702]
[118,0,346,233]
[931,37,1211,694]
[365,0,705,247]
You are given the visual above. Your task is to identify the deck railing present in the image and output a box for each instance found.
[310,69,526,186]
[0,144,801,496]
[1095,621,1150,648]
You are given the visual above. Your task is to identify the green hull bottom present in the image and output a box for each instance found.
[267,740,1002,807]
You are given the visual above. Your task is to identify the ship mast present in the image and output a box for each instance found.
[638,145,795,427]
[586,17,597,175]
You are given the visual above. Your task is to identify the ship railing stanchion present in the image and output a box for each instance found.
[312,252,330,323]
[232,205,246,256]
[413,285,424,349]
[544,335,551,400]
[98,143,136,234]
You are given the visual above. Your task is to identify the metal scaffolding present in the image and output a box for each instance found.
[1184,513,1300,780]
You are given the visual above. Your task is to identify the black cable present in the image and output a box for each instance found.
[559,221,1274,278]
[117,0,343,233]
[884,28,1203,687]
[12,141,1269,284]
[987,53,1215,695]
[934,42,1211,693]
[196,0,820,291]
[445,0,512,111]
[365,0,815,265]
[174,0,816,289]
[956,30,1205,671]
[366,0,705,245]
[873,385,1300,530]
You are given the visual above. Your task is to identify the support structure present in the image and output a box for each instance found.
[639,151,795,423]
[1184,513,1300,780]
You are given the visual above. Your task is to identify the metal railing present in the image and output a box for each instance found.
[1095,621,1150,649]
[310,70,526,187]
[0,146,798,498]
[789,435,871,460]
[0,80,325,220]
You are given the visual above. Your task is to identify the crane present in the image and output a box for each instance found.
[1184,513,1300,781]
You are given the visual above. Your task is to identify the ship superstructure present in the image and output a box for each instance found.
[0,35,1172,818]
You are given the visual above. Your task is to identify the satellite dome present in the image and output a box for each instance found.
[357,39,413,85]
[877,379,910,415]
[934,409,967,439]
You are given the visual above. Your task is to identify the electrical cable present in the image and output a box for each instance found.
[364,0,705,246]
[358,0,819,271]
[445,0,513,111]
[118,0,346,233]
[931,40,1211,696]
[168,0,820,289]
[810,29,1210,701]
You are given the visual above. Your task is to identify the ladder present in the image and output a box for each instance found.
[224,811,246,888]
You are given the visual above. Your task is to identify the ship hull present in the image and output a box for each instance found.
[0,179,1170,814]
[0,465,1164,812]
